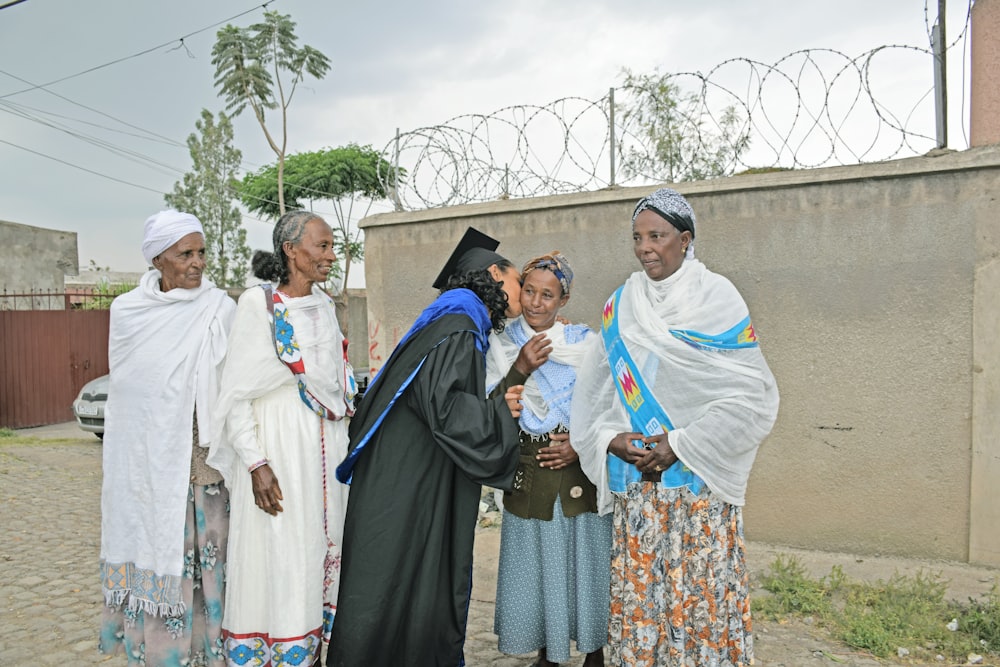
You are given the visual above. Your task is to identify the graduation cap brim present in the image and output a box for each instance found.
[432,227,506,289]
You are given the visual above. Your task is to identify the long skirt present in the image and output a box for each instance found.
[222,406,349,667]
[99,482,230,667]
[609,482,752,667]
[494,496,613,662]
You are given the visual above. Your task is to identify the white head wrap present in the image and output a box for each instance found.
[141,210,204,265]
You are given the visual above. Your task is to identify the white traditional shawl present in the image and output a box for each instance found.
[486,317,591,426]
[100,269,235,615]
[570,260,779,513]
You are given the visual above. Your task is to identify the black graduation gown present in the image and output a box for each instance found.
[328,313,520,667]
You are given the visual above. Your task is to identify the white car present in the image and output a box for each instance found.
[73,374,108,439]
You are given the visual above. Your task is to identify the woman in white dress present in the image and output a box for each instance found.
[209,210,354,667]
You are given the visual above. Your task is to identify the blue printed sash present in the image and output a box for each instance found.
[600,286,704,494]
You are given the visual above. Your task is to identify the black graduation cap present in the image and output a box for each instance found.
[431,227,506,289]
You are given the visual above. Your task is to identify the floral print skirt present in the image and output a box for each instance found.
[609,482,752,667]
[99,482,229,667]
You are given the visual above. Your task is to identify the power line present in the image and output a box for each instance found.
[0,0,30,10]
[0,138,166,194]
[0,68,189,146]
[0,98,183,147]
[0,1,276,99]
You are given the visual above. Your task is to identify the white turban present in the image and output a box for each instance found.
[141,210,205,265]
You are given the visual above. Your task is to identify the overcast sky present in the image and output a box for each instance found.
[0,0,973,285]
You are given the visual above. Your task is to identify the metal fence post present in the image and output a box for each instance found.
[393,128,403,211]
[609,87,617,187]
[932,0,948,148]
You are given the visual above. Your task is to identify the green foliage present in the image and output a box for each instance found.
[211,11,330,121]
[839,571,950,656]
[211,10,331,214]
[0,428,15,438]
[755,554,833,617]
[959,585,1000,653]
[80,277,137,310]
[165,109,249,288]
[617,67,751,182]
[240,145,395,219]
[240,145,400,287]
[753,554,1000,662]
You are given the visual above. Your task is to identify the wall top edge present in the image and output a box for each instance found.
[360,144,1000,229]
[0,219,78,237]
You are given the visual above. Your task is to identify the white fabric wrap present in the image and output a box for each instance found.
[141,210,204,265]
[207,284,348,486]
[100,270,236,586]
[485,317,589,418]
[570,260,779,514]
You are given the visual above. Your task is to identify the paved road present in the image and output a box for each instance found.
[3,424,998,666]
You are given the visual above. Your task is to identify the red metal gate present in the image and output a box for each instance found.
[0,308,110,428]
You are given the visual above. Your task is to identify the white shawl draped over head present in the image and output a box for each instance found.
[100,269,236,615]
[570,259,779,514]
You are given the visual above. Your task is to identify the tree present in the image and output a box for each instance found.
[240,144,400,294]
[211,10,331,215]
[165,109,249,288]
[617,68,751,182]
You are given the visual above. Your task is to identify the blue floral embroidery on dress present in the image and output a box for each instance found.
[183,548,197,579]
[201,542,218,570]
[164,614,185,639]
[278,643,312,665]
[275,311,298,356]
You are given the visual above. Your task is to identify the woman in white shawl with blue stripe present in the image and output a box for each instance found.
[570,189,779,667]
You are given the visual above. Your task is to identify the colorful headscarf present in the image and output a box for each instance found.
[141,210,204,265]
[521,251,574,296]
[632,188,697,259]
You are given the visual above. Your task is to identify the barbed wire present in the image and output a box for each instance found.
[378,37,968,211]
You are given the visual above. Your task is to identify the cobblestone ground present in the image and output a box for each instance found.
[0,437,549,667]
[3,433,997,666]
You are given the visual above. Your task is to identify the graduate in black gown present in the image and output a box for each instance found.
[329,228,525,667]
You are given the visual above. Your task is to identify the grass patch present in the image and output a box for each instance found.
[0,430,81,447]
[753,555,1000,663]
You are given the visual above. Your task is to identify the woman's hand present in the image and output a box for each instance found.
[251,464,284,515]
[633,433,678,474]
[513,333,552,375]
[505,385,525,419]
[537,431,579,470]
[607,431,649,464]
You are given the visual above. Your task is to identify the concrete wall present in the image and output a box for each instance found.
[359,144,1000,566]
[0,220,78,305]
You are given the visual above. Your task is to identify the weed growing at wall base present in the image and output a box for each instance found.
[753,555,1000,663]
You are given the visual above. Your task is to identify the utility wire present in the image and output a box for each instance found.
[0,1,275,99]
[0,98,183,147]
[0,138,165,194]
[0,68,188,146]
[0,0,30,10]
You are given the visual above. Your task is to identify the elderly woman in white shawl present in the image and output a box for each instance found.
[99,210,236,666]
[570,188,779,667]
[208,210,353,667]
[486,252,611,667]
